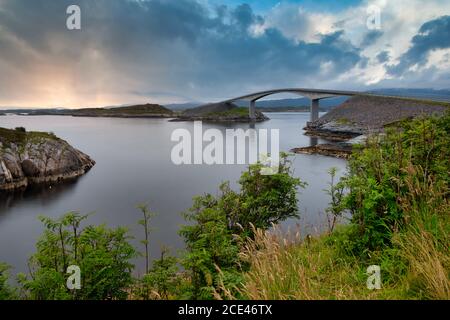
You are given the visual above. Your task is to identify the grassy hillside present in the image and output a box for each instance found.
[0,127,57,147]
[70,104,174,116]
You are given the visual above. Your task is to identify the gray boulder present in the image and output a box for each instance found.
[0,128,95,191]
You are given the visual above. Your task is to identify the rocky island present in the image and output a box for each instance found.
[294,95,450,158]
[0,127,95,191]
[172,102,269,122]
[27,103,175,118]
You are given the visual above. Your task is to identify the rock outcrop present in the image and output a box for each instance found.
[291,143,353,159]
[0,128,95,191]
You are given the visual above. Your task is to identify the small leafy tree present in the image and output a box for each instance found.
[180,154,305,299]
[141,247,179,299]
[323,167,347,233]
[137,204,156,274]
[0,263,15,300]
[18,212,137,300]
[234,154,306,235]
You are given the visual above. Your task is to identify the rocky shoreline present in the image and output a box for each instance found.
[0,128,95,191]
[303,128,360,142]
[293,95,449,158]
[292,143,353,159]
[170,114,268,122]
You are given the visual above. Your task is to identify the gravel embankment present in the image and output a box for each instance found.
[307,95,449,134]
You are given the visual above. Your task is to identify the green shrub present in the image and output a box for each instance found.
[179,154,305,299]
[18,212,137,300]
[0,263,16,300]
[343,111,450,256]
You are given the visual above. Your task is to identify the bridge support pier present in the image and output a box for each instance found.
[249,100,256,121]
[310,99,319,122]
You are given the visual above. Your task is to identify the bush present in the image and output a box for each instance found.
[179,154,305,299]
[18,212,137,300]
[140,248,180,300]
[0,263,16,300]
[343,112,450,255]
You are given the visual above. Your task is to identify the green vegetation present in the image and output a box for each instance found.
[0,112,448,300]
[336,117,351,125]
[0,127,57,147]
[240,112,450,300]
[139,247,180,300]
[71,104,173,116]
[0,263,16,300]
[206,107,249,117]
[179,156,305,299]
[17,213,136,300]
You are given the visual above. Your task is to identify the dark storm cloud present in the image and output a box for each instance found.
[388,15,450,76]
[376,51,390,63]
[0,0,364,103]
[360,30,383,48]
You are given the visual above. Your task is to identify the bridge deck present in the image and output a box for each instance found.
[224,88,364,103]
[218,87,447,122]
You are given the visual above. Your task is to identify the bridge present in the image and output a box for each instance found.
[221,88,370,122]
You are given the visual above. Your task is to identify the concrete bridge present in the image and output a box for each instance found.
[222,88,368,122]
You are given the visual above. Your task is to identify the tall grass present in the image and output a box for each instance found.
[393,164,450,300]
[395,226,449,300]
[238,217,448,300]
[237,226,378,300]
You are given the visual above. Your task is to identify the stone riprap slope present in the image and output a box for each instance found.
[0,128,95,191]
[307,95,449,135]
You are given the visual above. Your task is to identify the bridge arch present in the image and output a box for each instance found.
[222,88,362,122]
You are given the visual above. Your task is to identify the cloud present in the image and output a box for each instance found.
[388,15,450,75]
[261,3,336,42]
[0,0,365,107]
[0,0,449,107]
[376,51,390,63]
[361,30,383,48]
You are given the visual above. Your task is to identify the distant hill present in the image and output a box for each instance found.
[69,104,174,117]
[174,102,268,122]
[13,104,175,118]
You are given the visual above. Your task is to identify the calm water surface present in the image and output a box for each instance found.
[0,113,346,274]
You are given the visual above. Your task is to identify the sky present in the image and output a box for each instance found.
[0,0,449,108]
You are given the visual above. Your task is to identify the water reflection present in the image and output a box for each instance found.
[0,178,82,219]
